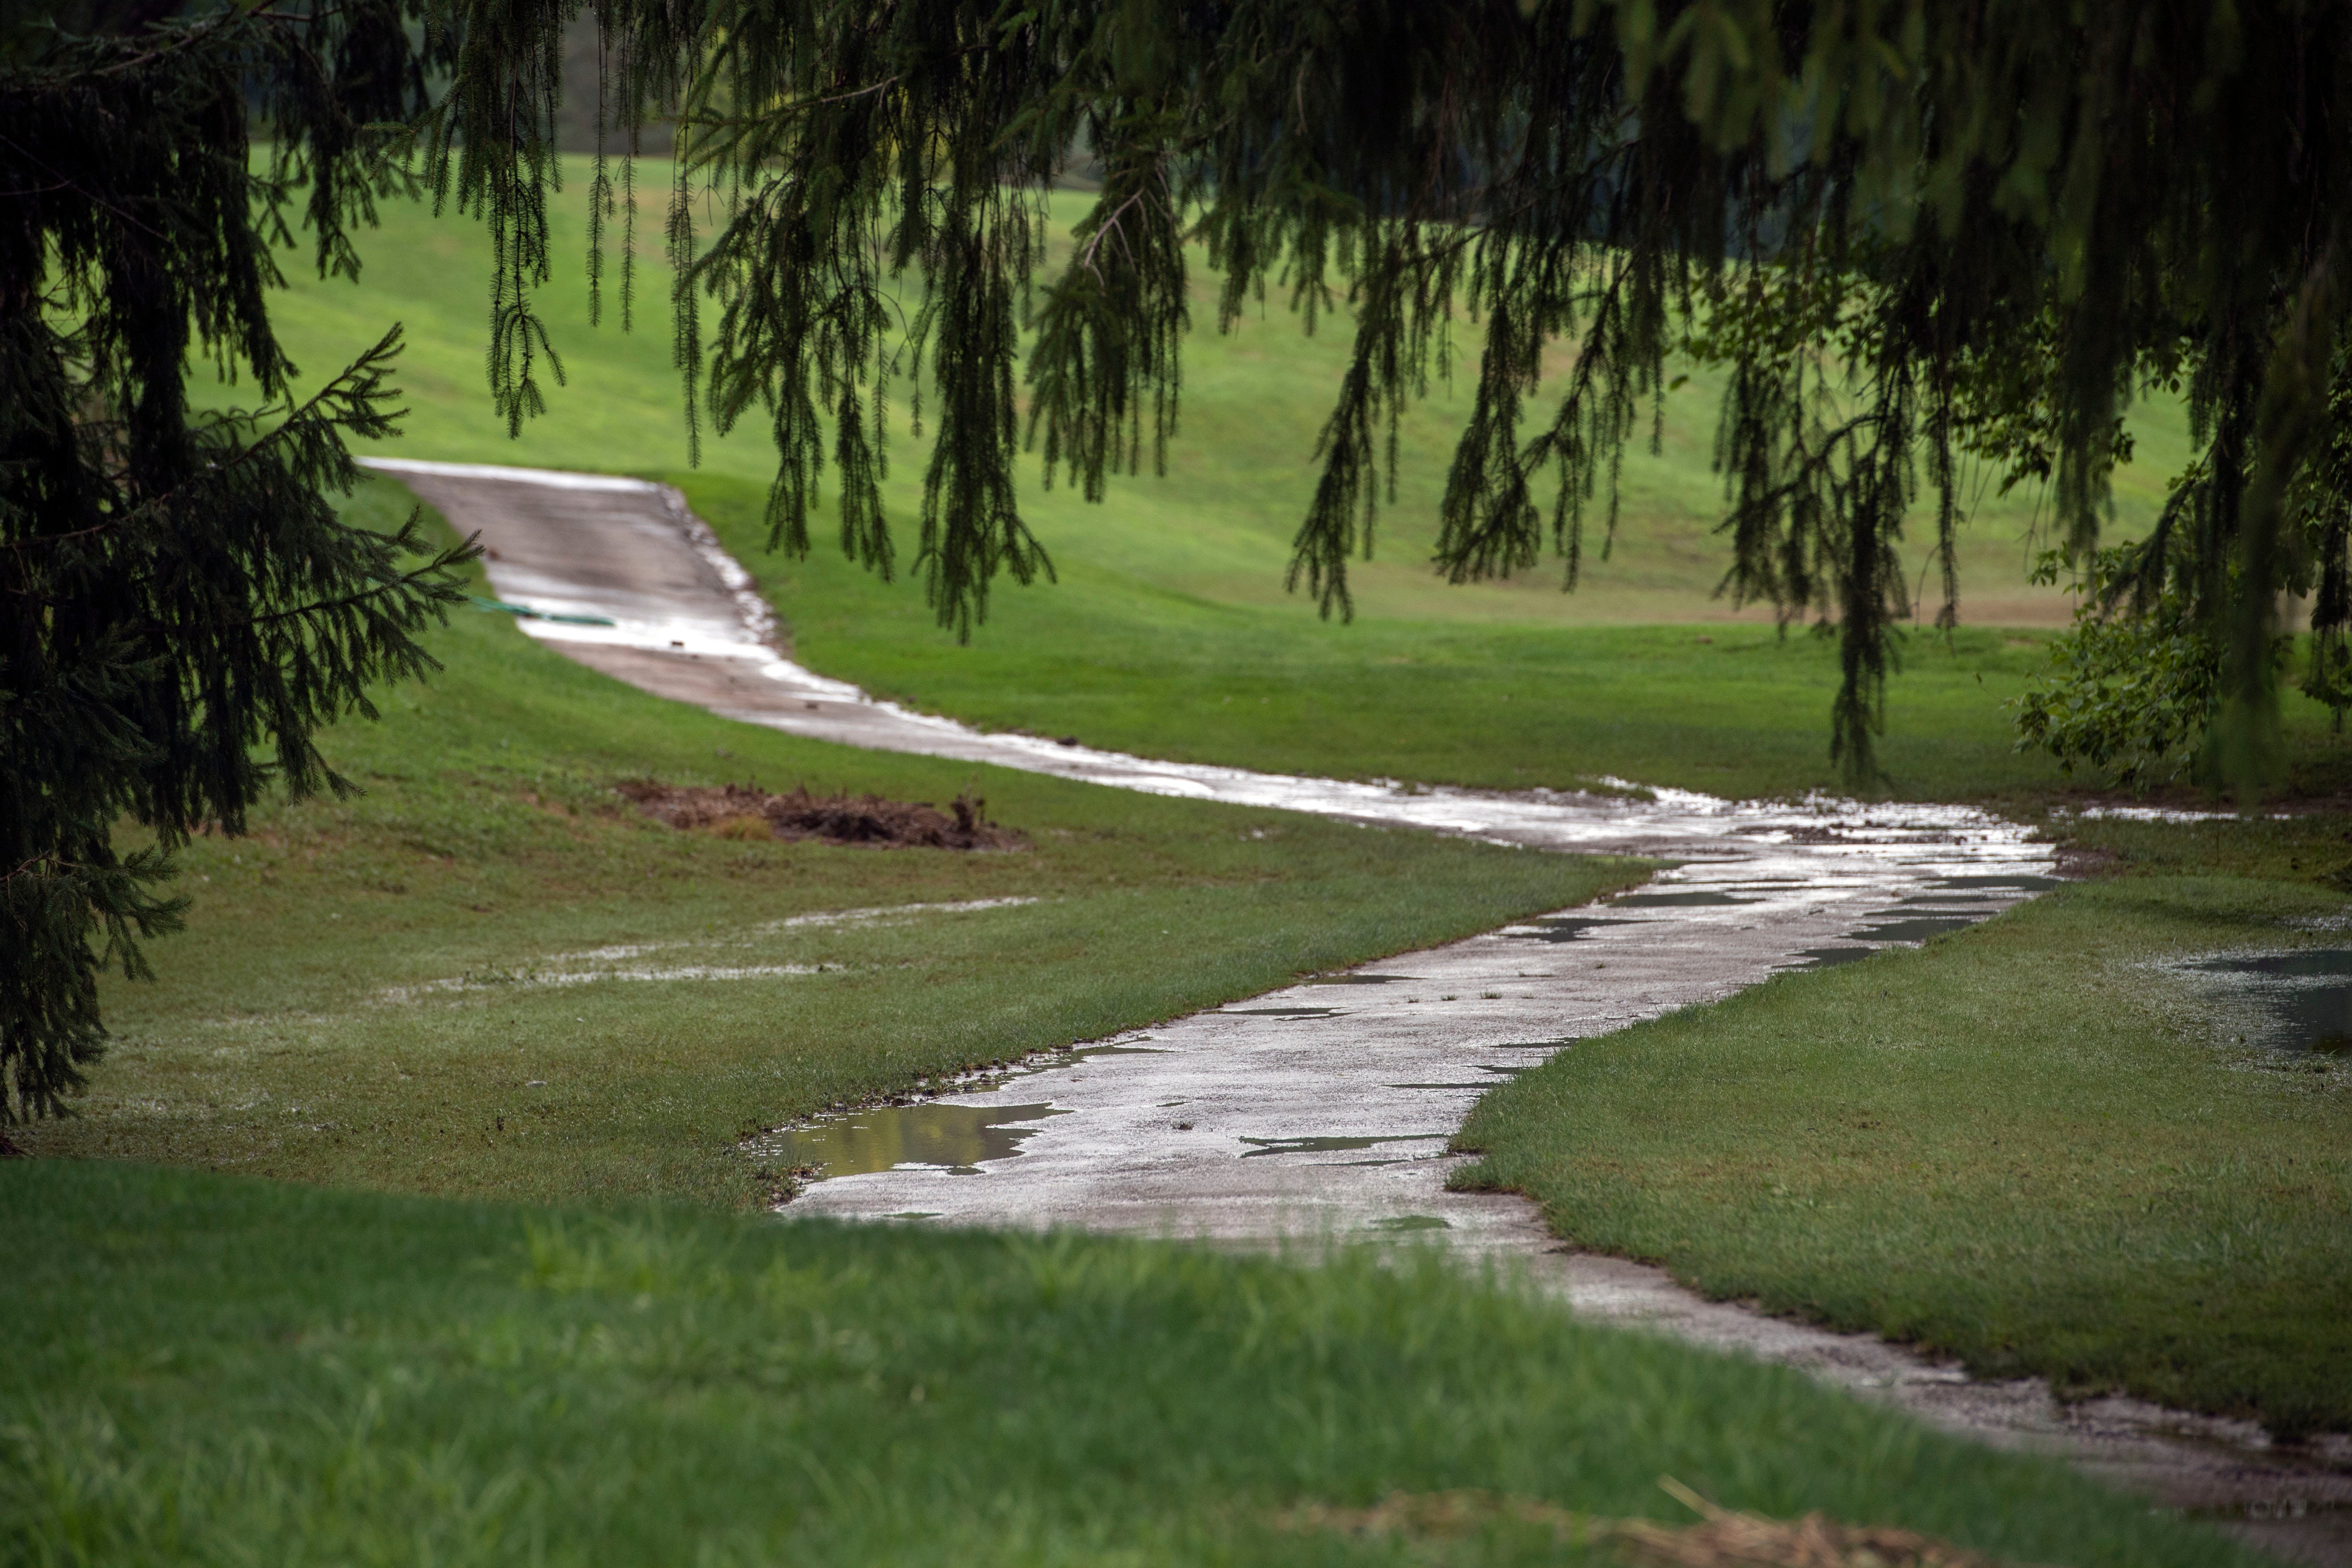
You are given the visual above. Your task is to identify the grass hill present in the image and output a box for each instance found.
[16,479,1635,1206]
[1,480,2264,1568]
[253,168,2191,628]
[213,163,2331,803]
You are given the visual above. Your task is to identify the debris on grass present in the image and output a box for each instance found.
[1276,1480,2010,1568]
[615,780,1024,850]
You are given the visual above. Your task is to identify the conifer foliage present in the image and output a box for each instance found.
[0,3,473,1124]
[9,0,2352,1120]
[446,0,2349,790]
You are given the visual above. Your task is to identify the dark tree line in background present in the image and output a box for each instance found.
[6,0,2352,1123]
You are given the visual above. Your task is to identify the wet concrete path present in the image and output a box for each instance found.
[370,457,2350,1564]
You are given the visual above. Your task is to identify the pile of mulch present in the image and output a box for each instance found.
[615,779,1024,850]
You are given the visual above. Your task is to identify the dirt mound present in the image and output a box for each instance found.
[615,780,1024,850]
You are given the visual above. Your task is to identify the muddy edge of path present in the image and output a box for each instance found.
[368,457,2352,1565]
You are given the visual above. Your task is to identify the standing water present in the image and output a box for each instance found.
[367,456,2351,1564]
[2179,950,2352,1054]
[363,457,2063,1237]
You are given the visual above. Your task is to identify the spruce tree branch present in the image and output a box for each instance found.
[1,329,406,555]
[0,132,166,241]
[226,545,475,631]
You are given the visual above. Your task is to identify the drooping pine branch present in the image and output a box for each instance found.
[2,4,472,1122]
[428,0,2352,790]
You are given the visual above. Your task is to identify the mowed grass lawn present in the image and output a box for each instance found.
[1457,813,2352,1436]
[11,169,2334,1564]
[212,157,2352,803]
[15,478,1644,1206]
[2,482,2267,1568]
[0,1162,2267,1568]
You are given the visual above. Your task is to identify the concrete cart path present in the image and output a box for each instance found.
[368,456,2350,1564]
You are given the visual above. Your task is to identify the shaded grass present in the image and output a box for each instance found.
[0,1160,2261,1568]
[16,479,1643,1206]
[1453,868,2352,1436]
[2049,808,2352,884]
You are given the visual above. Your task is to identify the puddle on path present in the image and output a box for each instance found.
[761,1102,1068,1176]
[753,1036,1171,1181]
[1239,1133,1451,1158]
[1933,874,2066,892]
[2181,949,2352,1054]
[1841,914,1982,944]
[1304,974,1421,986]
[1217,1007,1341,1018]
[1775,891,2040,968]
[1607,890,1764,907]
[1507,917,1655,943]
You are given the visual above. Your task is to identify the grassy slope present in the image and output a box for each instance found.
[17,478,1641,1206]
[683,471,2072,801]
[0,1160,2260,1568]
[224,163,2352,803]
[0,480,2257,1568]
[1455,822,2352,1435]
[85,169,2338,1487]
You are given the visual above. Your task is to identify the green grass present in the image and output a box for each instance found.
[0,1160,2263,1568]
[253,169,2175,629]
[15,477,1642,1206]
[31,168,2336,1545]
[1453,841,2352,1436]
[217,160,2352,804]
[680,472,2084,802]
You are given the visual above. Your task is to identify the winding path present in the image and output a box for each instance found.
[368,456,2349,1565]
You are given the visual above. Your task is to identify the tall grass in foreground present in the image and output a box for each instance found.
[0,1161,2257,1568]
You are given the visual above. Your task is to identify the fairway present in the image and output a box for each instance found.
[11,479,1640,1206]
[18,18,2352,1568]
[211,161,2341,805]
